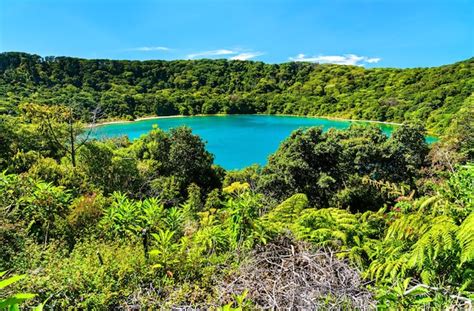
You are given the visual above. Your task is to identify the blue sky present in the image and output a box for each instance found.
[1,0,472,67]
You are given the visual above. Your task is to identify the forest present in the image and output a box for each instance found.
[0,54,473,309]
[1,52,473,134]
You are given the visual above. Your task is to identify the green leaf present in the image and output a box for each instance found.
[405,286,429,296]
[402,277,411,291]
[148,250,160,256]
[12,293,36,300]
[413,297,433,305]
[0,274,26,290]
[0,293,36,308]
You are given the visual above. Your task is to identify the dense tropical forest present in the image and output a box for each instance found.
[1,53,473,309]
[1,52,473,134]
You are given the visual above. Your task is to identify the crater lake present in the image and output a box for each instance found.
[91,115,437,170]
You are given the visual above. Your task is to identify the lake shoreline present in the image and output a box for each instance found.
[91,113,403,127]
[91,114,438,167]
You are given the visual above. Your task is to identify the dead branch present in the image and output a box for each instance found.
[218,236,375,310]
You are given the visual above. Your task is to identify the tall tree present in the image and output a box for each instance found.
[21,103,99,167]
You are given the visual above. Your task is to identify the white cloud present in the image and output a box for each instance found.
[230,52,264,61]
[187,49,263,60]
[289,53,381,66]
[129,46,171,52]
[187,49,236,59]
[365,57,381,63]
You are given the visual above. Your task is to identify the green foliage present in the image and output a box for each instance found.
[0,175,73,245]
[20,182,71,244]
[204,188,222,211]
[364,166,474,307]
[218,290,251,311]
[0,114,61,172]
[224,192,266,249]
[1,52,472,134]
[445,95,474,161]
[374,278,463,309]
[149,229,179,270]
[78,140,141,194]
[223,164,260,189]
[132,126,222,199]
[458,213,474,265]
[67,193,106,236]
[183,183,203,214]
[22,240,148,309]
[223,182,250,195]
[386,123,429,183]
[0,73,472,309]
[0,272,36,310]
[266,193,308,225]
[258,124,428,211]
[442,164,474,217]
[258,166,474,309]
[100,192,165,238]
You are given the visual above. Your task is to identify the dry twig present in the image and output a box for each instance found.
[218,236,375,310]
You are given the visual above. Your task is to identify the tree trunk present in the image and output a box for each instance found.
[69,115,76,167]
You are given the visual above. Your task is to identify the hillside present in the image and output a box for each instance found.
[1,52,473,134]
[1,52,473,309]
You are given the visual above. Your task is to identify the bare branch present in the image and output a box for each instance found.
[217,236,375,310]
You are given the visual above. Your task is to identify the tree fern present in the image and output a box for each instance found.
[407,216,457,271]
[457,212,474,265]
[415,195,444,213]
[385,213,430,241]
[266,193,308,224]
[366,244,410,281]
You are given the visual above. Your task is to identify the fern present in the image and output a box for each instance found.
[457,212,474,265]
[385,213,430,241]
[266,193,308,224]
[407,216,457,271]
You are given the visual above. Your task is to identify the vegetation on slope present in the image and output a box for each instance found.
[1,52,473,134]
[0,101,473,309]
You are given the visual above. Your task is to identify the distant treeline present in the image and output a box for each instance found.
[1,52,473,133]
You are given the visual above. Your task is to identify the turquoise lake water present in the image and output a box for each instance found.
[91,115,436,170]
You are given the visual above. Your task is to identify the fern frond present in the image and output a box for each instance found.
[416,195,442,212]
[408,216,457,270]
[267,193,308,224]
[458,212,474,265]
[385,213,430,241]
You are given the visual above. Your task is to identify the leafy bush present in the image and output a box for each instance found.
[0,271,36,310]
[23,240,148,309]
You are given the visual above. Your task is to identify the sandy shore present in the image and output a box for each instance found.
[92,115,189,126]
[91,113,402,127]
[273,114,402,125]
